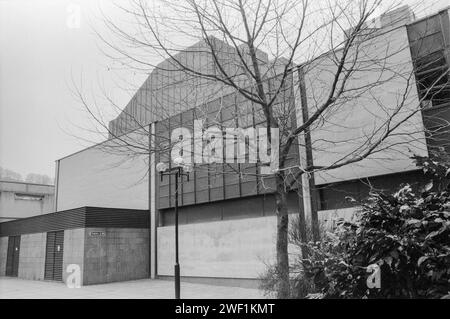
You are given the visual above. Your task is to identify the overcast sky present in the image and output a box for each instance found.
[0,0,448,179]
[0,0,146,178]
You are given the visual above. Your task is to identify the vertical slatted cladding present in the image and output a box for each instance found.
[53,231,64,281]
[44,232,56,280]
[44,231,64,281]
[5,236,20,277]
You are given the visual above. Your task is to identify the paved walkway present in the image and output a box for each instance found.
[0,277,265,299]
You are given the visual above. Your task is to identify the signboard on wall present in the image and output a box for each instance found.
[89,231,105,237]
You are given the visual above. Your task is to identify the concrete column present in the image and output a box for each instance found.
[150,123,157,279]
[54,159,60,212]
[293,67,316,232]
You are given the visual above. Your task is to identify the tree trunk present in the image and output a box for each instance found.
[275,173,290,298]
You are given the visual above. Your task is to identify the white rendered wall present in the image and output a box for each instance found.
[56,130,149,211]
[318,206,360,229]
[157,206,360,279]
[157,216,278,279]
[298,26,428,185]
[0,181,54,220]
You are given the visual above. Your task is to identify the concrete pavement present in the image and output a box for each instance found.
[0,277,266,299]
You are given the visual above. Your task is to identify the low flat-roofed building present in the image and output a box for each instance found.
[0,181,55,222]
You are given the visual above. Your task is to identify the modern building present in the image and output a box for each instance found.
[0,207,149,283]
[0,181,55,222]
[1,6,449,287]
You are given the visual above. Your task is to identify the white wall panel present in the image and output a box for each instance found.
[56,131,148,211]
[318,207,360,229]
[157,216,278,279]
[298,26,428,185]
[0,182,54,219]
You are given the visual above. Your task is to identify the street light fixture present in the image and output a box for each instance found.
[155,162,168,173]
[156,156,191,299]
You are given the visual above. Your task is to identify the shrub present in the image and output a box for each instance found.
[259,218,328,299]
[260,151,450,298]
[306,152,450,298]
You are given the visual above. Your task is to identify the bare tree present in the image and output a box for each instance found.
[73,0,450,297]
[0,167,23,182]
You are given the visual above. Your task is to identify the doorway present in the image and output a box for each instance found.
[44,231,64,281]
[5,235,21,277]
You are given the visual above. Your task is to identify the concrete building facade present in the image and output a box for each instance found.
[0,207,149,285]
[1,6,449,287]
[0,181,55,222]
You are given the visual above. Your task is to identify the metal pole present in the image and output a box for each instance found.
[174,168,180,299]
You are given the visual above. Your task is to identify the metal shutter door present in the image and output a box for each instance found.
[53,231,64,281]
[12,236,20,277]
[5,236,15,276]
[44,232,56,280]
[6,236,20,277]
[44,231,64,281]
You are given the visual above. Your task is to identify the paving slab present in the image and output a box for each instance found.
[0,277,266,299]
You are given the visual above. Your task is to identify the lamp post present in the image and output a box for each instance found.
[156,157,190,299]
